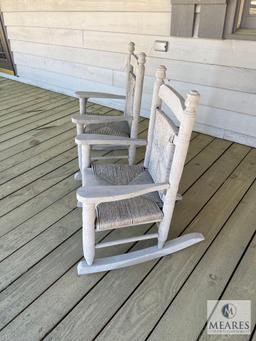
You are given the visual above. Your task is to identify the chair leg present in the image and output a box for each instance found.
[74,144,83,181]
[82,204,96,266]
[158,196,176,249]
[128,145,136,165]
[158,218,171,249]
[75,123,84,181]
[81,144,91,186]
[79,98,88,115]
[176,193,182,201]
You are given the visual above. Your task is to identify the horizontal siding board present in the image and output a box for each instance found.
[10,40,127,71]
[11,47,256,94]
[14,64,256,137]
[13,52,113,85]
[6,65,256,148]
[15,64,124,98]
[11,48,256,115]
[82,32,256,69]
[196,105,256,137]
[113,72,256,115]
[7,27,83,47]
[3,12,171,36]
[0,0,171,12]
[146,58,256,94]
[194,123,256,148]
[170,81,256,117]
[2,2,256,146]
[7,27,256,69]
[128,58,255,94]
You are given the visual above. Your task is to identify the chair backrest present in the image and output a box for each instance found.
[124,42,146,139]
[144,66,200,200]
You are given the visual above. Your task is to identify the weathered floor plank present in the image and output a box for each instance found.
[147,181,256,341]
[0,96,73,131]
[0,77,255,341]
[54,148,255,341]
[0,119,148,256]
[0,93,68,124]
[0,141,250,340]
[198,232,256,341]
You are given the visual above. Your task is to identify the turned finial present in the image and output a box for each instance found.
[138,52,146,65]
[128,41,135,54]
[155,65,167,81]
[185,90,200,112]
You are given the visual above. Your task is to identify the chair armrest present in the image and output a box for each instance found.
[77,183,169,205]
[71,114,127,125]
[75,134,147,147]
[75,91,126,100]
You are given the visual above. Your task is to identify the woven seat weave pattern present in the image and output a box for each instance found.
[85,120,130,137]
[86,164,163,231]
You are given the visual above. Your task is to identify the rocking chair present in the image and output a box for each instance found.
[71,42,146,181]
[75,65,204,275]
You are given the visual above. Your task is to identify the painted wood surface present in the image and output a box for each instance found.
[7,30,256,69]
[1,0,256,146]
[0,75,255,341]
[77,234,204,274]
[3,58,256,147]
[4,12,171,35]
[76,76,200,267]
[198,233,256,340]
[0,0,171,12]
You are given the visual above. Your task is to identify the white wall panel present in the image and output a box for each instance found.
[2,1,256,146]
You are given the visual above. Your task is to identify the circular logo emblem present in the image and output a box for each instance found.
[222,303,237,319]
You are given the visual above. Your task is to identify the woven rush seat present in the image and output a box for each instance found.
[85,164,163,231]
[85,120,130,137]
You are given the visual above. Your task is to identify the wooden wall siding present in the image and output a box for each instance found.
[3,12,171,36]
[11,50,256,95]
[9,48,256,118]
[1,0,256,147]
[7,28,256,69]
[0,0,172,12]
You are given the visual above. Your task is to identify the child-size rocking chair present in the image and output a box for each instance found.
[75,65,204,275]
[71,42,146,181]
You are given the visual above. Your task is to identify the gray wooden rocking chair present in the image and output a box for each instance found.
[71,42,146,181]
[75,65,204,275]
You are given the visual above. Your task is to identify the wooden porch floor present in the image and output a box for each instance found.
[0,77,255,341]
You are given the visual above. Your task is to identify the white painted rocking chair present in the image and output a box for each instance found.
[71,42,146,181]
[75,65,204,275]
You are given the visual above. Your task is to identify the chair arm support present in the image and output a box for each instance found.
[75,91,126,100]
[71,114,128,125]
[77,183,169,205]
[75,134,147,147]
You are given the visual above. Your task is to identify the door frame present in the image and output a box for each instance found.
[0,12,15,75]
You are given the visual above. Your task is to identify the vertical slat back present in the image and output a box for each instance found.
[147,109,178,199]
[158,84,185,123]
[144,65,200,248]
[145,67,200,204]
[157,89,199,243]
